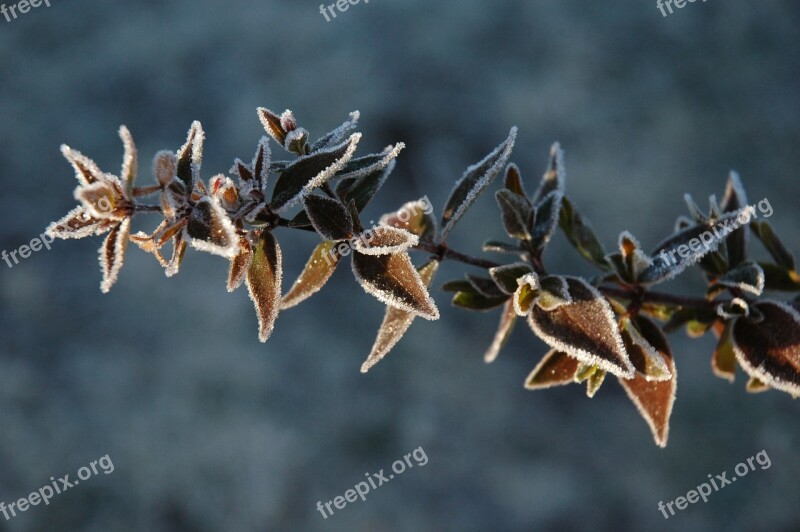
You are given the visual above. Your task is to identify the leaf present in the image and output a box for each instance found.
[495,189,533,240]
[532,142,565,205]
[524,350,580,390]
[751,221,796,271]
[715,261,765,296]
[720,171,748,266]
[452,291,508,311]
[618,327,677,448]
[354,226,418,256]
[620,316,672,382]
[440,127,517,240]
[270,133,361,211]
[528,276,634,378]
[60,144,105,187]
[484,300,517,363]
[617,231,653,282]
[184,196,239,258]
[441,279,475,293]
[482,240,523,254]
[335,143,405,181]
[281,241,341,309]
[745,376,770,394]
[257,107,288,146]
[310,111,360,152]
[352,251,439,320]
[335,158,397,213]
[466,275,507,299]
[303,194,354,241]
[558,197,608,270]
[489,262,533,295]
[503,163,527,198]
[379,198,437,242]
[640,206,756,285]
[712,321,736,382]
[759,262,800,292]
[530,190,563,253]
[118,125,137,196]
[360,260,440,373]
[98,217,130,293]
[662,306,718,335]
[153,150,178,188]
[246,232,283,342]
[536,275,572,311]
[513,273,540,316]
[176,121,204,189]
[586,369,606,398]
[46,206,108,240]
[732,300,800,397]
[227,236,253,293]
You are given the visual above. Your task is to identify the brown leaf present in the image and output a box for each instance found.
[379,199,437,242]
[46,206,107,240]
[361,260,440,373]
[60,144,105,186]
[618,320,677,447]
[528,276,634,378]
[281,241,341,309]
[732,300,800,397]
[176,121,204,189]
[354,226,418,256]
[257,107,288,146]
[524,350,579,390]
[184,197,238,257]
[246,232,282,342]
[620,316,672,382]
[227,237,253,292]
[304,194,354,241]
[99,218,130,294]
[352,250,439,320]
[484,299,517,363]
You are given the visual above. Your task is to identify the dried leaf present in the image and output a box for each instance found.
[60,144,105,187]
[227,237,253,293]
[360,260,440,373]
[257,107,288,146]
[246,232,282,342]
[352,251,439,320]
[379,199,437,242]
[46,206,107,240]
[484,300,517,363]
[118,125,137,196]
[732,300,800,397]
[99,217,130,293]
[524,350,579,390]
[537,275,572,311]
[270,133,361,211]
[440,127,517,240]
[281,241,341,309]
[303,194,354,241]
[528,276,634,378]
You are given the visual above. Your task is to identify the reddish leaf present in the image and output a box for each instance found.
[99,217,130,293]
[227,237,253,293]
[524,350,579,390]
[246,232,283,342]
[281,241,341,309]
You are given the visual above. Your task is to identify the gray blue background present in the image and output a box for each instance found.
[0,1,798,530]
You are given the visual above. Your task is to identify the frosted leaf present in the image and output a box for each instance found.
[618,341,677,448]
[640,206,756,285]
[280,110,297,133]
[732,300,800,398]
[303,194,354,241]
[118,125,137,196]
[721,171,749,266]
[467,274,506,299]
[284,127,309,154]
[618,231,653,281]
[489,262,533,295]
[270,133,361,212]
[354,226,418,256]
[379,198,437,242]
[246,232,283,342]
[683,193,707,223]
[153,150,178,188]
[352,250,439,320]
[524,350,579,390]
[536,275,572,311]
[336,143,405,182]
[528,276,634,378]
[60,144,105,186]
[484,299,517,363]
[440,127,517,240]
[745,376,770,394]
[586,369,606,398]
[74,181,121,220]
[335,158,396,213]
[46,206,108,240]
[310,111,360,152]
[495,189,532,240]
[717,297,750,320]
[620,316,672,382]
[716,261,765,296]
[164,234,187,278]
[532,142,565,205]
[558,197,608,269]
[281,241,342,309]
[176,121,204,189]
[98,217,130,294]
[503,163,527,197]
[361,260,439,373]
[513,273,540,316]
[751,221,796,271]
[482,240,524,255]
[257,107,288,146]
[184,196,239,258]
[227,236,253,293]
[530,190,563,252]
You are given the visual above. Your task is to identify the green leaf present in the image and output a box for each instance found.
[452,290,508,311]
[537,275,572,311]
[246,232,282,342]
[440,127,517,240]
[467,274,507,298]
[176,121,204,189]
[712,321,736,383]
[558,197,608,270]
[489,262,533,295]
[281,241,341,309]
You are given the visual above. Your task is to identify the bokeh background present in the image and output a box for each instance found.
[1,1,799,530]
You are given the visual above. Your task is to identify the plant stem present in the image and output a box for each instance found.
[414,241,501,269]
[599,285,716,310]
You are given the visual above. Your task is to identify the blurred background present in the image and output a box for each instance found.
[1,1,799,530]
